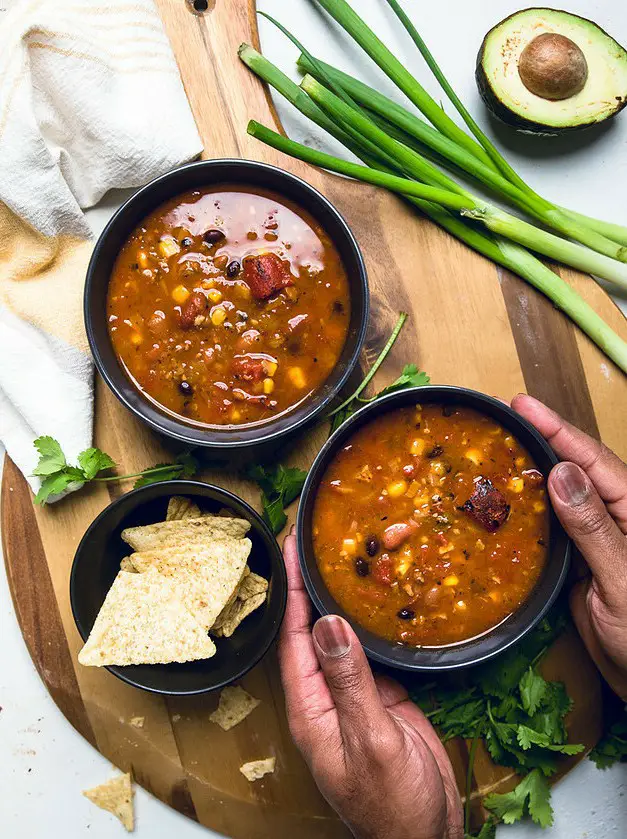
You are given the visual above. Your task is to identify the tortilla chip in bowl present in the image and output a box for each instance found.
[70,481,286,695]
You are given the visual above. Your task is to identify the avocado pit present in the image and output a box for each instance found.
[518,32,588,100]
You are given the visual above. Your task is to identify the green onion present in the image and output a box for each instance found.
[300,74,627,287]
[247,120,627,374]
[313,0,494,167]
[311,0,627,262]
[384,0,627,248]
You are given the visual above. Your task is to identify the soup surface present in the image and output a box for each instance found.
[313,404,549,646]
[107,186,351,426]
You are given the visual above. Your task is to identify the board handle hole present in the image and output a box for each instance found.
[188,0,210,14]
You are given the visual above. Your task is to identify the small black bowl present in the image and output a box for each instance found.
[297,386,570,672]
[70,480,287,695]
[84,159,369,457]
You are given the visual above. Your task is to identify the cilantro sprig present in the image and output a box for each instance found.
[244,463,307,535]
[32,438,198,504]
[411,606,584,834]
[328,312,430,433]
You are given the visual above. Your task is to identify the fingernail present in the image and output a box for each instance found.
[551,462,589,506]
[290,524,296,536]
[313,615,351,658]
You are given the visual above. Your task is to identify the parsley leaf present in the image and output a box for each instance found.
[32,436,67,476]
[484,769,553,828]
[244,463,307,534]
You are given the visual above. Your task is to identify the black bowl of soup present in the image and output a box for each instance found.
[85,159,368,455]
[70,480,287,695]
[297,386,570,671]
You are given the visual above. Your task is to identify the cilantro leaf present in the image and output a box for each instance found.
[517,725,584,755]
[465,817,497,839]
[32,438,199,503]
[519,667,549,716]
[133,451,199,488]
[32,436,67,476]
[477,648,531,699]
[176,449,199,479]
[77,447,116,481]
[368,364,430,401]
[484,769,553,828]
[244,463,307,534]
[34,469,85,504]
[590,715,627,769]
[424,686,486,741]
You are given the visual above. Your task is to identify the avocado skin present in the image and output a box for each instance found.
[475,7,627,135]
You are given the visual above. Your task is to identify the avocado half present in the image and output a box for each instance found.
[476,7,627,134]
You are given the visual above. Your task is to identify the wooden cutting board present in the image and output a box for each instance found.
[3,0,626,834]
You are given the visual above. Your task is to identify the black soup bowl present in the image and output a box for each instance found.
[70,480,287,695]
[297,386,570,672]
[84,159,369,457]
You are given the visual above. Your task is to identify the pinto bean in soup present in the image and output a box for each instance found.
[312,404,549,647]
[107,186,350,426]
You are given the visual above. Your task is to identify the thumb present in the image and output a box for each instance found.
[549,462,627,612]
[312,615,393,744]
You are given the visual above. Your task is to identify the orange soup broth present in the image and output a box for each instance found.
[313,404,549,647]
[107,186,350,426]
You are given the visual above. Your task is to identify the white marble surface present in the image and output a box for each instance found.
[2,0,627,836]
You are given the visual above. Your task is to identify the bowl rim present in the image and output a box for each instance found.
[69,479,287,695]
[84,158,369,449]
[296,385,571,672]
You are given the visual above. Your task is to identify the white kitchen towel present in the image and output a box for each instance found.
[0,0,203,496]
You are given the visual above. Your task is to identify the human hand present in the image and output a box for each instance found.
[278,532,463,839]
[513,394,627,701]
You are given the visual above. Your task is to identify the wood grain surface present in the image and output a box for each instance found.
[3,0,627,835]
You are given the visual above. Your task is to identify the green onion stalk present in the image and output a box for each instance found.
[382,0,627,247]
[247,120,627,374]
[311,0,627,257]
[299,73,627,289]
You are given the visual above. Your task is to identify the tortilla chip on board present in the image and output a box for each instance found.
[126,539,250,631]
[78,569,216,666]
[121,516,250,552]
[239,758,276,782]
[209,685,260,730]
[82,772,134,831]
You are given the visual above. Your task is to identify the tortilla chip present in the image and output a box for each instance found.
[166,496,201,521]
[212,592,266,638]
[239,758,276,782]
[128,539,250,631]
[121,516,250,552]
[83,772,134,831]
[209,685,260,730]
[78,569,216,666]
[120,557,136,572]
[238,571,268,599]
